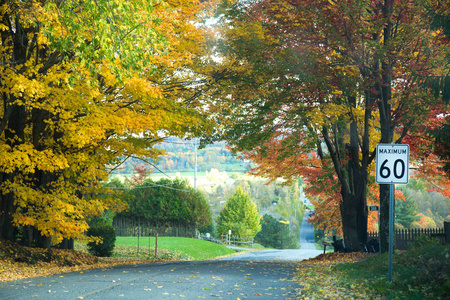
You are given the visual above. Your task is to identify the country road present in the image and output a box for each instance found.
[221,209,322,262]
[0,260,301,300]
[0,213,321,300]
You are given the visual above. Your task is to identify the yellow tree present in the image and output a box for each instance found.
[0,0,217,248]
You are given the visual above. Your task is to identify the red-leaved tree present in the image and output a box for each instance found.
[213,0,449,251]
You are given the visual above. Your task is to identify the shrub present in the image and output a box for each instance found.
[86,223,116,257]
[409,234,441,250]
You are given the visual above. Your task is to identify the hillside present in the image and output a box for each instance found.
[112,138,248,176]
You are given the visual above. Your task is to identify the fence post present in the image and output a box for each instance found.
[445,222,450,244]
[155,233,158,258]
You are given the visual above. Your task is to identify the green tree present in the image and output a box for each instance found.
[395,197,421,229]
[255,214,296,249]
[216,186,261,238]
[401,178,450,228]
[255,214,279,248]
[124,178,212,229]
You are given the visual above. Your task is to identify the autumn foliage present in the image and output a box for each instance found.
[0,0,217,247]
[213,0,450,251]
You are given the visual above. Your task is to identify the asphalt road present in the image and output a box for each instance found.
[299,209,318,251]
[221,211,322,262]
[0,260,301,300]
[0,214,321,300]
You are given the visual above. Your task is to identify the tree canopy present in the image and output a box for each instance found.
[2,0,448,252]
[211,0,450,250]
[121,178,212,229]
[0,0,217,247]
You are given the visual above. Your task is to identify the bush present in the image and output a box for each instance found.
[86,223,116,257]
[198,223,215,237]
[409,234,442,250]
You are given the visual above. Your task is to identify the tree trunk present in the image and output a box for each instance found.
[0,102,27,242]
[0,187,15,241]
[340,171,368,251]
[340,195,359,251]
[322,120,369,251]
[34,227,51,249]
[0,14,29,243]
[379,184,391,252]
[58,238,74,250]
[376,0,395,253]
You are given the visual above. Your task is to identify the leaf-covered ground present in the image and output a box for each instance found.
[295,244,450,300]
[295,252,381,299]
[0,241,160,282]
[2,240,448,300]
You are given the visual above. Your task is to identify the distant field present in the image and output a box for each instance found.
[112,170,246,179]
[109,170,250,189]
[149,171,208,179]
[111,171,203,177]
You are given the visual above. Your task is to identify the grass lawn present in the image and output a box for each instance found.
[76,236,238,261]
[118,236,237,260]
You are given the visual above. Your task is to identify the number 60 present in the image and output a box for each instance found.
[380,159,406,179]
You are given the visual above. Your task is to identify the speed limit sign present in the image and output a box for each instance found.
[376,144,409,184]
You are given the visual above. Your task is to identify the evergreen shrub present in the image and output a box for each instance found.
[86,223,116,257]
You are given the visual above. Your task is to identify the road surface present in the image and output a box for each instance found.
[299,210,317,250]
[0,260,301,300]
[0,213,321,299]
[222,209,322,261]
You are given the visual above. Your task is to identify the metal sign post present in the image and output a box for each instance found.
[376,143,409,282]
[388,183,395,281]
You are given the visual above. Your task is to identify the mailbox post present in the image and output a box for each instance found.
[368,205,380,256]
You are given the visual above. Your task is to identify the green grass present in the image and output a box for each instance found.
[335,242,449,299]
[76,236,238,261]
[117,236,237,260]
[247,243,266,250]
[297,238,449,299]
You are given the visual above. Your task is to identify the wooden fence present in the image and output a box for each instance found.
[368,222,450,250]
[113,216,197,238]
[223,235,254,247]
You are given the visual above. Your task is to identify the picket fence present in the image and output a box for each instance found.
[368,222,450,250]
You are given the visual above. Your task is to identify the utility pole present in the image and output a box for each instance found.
[194,138,197,191]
